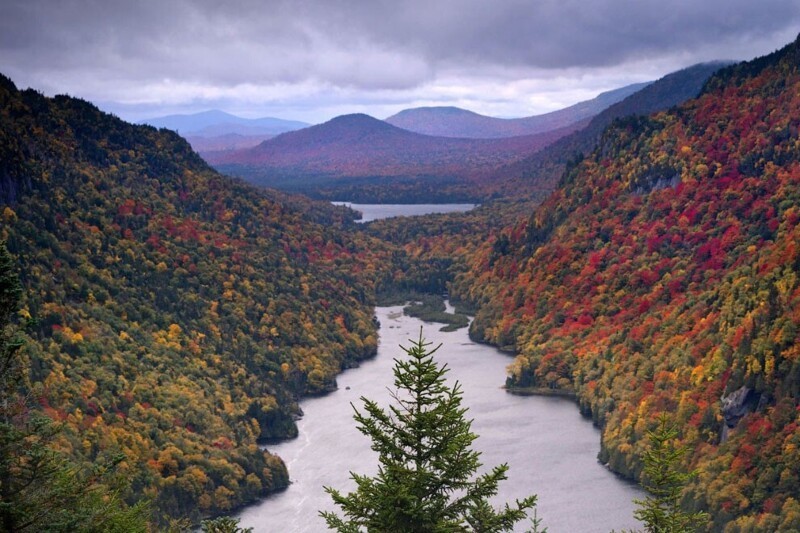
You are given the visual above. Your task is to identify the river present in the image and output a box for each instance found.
[236,305,644,532]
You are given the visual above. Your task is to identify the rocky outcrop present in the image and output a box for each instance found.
[720,385,760,442]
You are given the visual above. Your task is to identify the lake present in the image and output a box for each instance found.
[332,202,477,222]
[236,305,644,532]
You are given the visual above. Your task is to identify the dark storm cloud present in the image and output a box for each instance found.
[0,0,316,85]
[1,0,798,121]
[333,0,800,68]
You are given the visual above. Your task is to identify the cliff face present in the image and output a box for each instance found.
[453,36,800,530]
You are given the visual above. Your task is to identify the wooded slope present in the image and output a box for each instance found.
[0,75,386,525]
[453,37,800,530]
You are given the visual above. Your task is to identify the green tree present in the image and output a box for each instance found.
[0,243,148,532]
[321,329,540,532]
[201,516,253,533]
[632,414,708,533]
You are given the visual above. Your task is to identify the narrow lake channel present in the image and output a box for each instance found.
[237,305,644,532]
[331,202,477,222]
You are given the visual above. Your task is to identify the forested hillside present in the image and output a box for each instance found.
[451,37,800,530]
[363,62,729,266]
[0,74,388,525]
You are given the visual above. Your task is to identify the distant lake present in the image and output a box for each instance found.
[332,202,477,222]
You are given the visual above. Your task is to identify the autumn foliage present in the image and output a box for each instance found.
[4,31,800,531]
[451,36,800,530]
[0,76,388,525]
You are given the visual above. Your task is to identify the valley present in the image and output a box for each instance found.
[2,28,800,533]
[236,305,644,533]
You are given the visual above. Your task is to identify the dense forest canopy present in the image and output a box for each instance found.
[447,35,800,530]
[0,74,395,525]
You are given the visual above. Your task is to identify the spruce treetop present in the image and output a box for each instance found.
[321,328,540,532]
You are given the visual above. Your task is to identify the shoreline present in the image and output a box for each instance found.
[504,386,578,399]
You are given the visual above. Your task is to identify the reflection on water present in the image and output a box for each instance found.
[237,306,643,532]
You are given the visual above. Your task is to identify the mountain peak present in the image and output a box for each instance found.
[310,113,398,138]
[325,112,384,125]
[389,106,480,118]
[207,107,583,198]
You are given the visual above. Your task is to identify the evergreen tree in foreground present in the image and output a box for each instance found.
[632,414,708,533]
[201,516,253,532]
[321,329,540,532]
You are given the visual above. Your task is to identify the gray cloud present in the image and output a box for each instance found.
[340,0,800,69]
[1,0,798,121]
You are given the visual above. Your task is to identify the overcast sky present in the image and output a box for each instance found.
[1,0,799,124]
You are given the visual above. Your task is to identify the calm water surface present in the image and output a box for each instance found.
[237,306,643,532]
[332,202,477,222]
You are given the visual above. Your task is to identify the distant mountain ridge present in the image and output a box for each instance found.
[140,110,309,154]
[204,68,723,203]
[140,109,309,137]
[207,113,585,201]
[385,82,650,139]
[485,61,733,197]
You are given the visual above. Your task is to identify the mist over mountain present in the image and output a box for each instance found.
[186,133,276,154]
[139,110,309,155]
